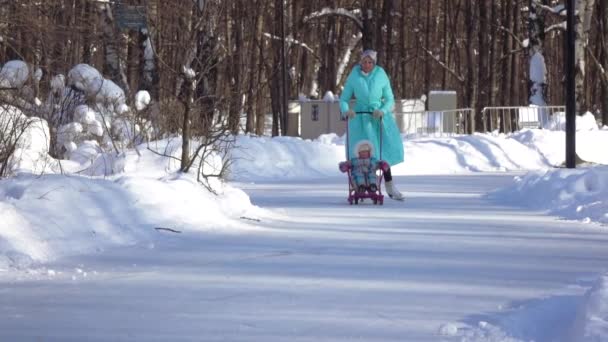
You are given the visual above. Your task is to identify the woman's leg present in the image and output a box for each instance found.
[383,167,393,182]
[383,167,404,200]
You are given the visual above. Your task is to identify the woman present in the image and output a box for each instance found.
[339,49,404,200]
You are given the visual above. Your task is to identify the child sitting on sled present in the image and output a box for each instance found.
[339,141,388,194]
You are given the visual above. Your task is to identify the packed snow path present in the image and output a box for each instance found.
[2,174,608,341]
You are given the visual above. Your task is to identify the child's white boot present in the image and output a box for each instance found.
[385,180,404,201]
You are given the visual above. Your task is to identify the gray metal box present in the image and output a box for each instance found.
[428,90,458,133]
[299,100,347,139]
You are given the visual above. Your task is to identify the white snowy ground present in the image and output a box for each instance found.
[1,113,608,341]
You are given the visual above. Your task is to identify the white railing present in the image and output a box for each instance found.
[481,106,566,132]
[394,108,475,137]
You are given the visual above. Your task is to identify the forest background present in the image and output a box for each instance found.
[0,0,606,138]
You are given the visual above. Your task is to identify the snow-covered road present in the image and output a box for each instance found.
[1,174,607,341]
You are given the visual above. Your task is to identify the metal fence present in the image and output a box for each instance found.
[393,106,567,137]
[481,106,566,133]
[394,108,475,137]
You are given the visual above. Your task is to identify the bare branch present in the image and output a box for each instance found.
[419,45,465,83]
[495,25,526,49]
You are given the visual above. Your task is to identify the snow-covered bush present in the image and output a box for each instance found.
[135,90,151,112]
[1,61,156,176]
[47,64,154,159]
[0,60,31,89]
[0,60,43,107]
[0,105,52,176]
[67,64,104,99]
[69,140,103,165]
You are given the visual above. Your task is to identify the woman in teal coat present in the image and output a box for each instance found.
[339,49,404,200]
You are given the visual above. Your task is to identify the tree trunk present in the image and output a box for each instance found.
[139,29,159,101]
[100,3,130,98]
[361,0,377,50]
[127,30,140,98]
[476,0,487,130]
[601,0,608,125]
[441,0,449,89]
[413,0,422,97]
[528,0,548,107]
[226,2,242,134]
[180,73,194,171]
[488,1,498,107]
[574,0,597,114]
[464,0,476,132]
[255,17,266,136]
[79,0,93,65]
[510,2,521,106]
[501,1,513,107]
[50,2,67,75]
[245,1,263,134]
[320,4,337,93]
[397,1,408,97]
[383,0,394,76]
[424,0,431,94]
[270,0,283,136]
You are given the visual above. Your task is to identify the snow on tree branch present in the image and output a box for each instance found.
[545,21,567,33]
[336,32,362,86]
[303,7,363,31]
[532,1,567,16]
[262,33,320,60]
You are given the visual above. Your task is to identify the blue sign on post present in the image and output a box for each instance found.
[116,5,147,30]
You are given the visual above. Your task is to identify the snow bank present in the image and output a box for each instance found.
[229,129,608,181]
[569,275,608,341]
[490,166,608,225]
[229,134,344,181]
[0,170,267,269]
[0,173,146,268]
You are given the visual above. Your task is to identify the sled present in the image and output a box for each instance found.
[339,111,386,205]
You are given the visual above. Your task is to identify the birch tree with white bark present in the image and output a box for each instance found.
[528,0,548,107]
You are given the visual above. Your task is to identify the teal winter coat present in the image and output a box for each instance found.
[339,65,404,166]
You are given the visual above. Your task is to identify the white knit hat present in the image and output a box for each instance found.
[361,49,377,64]
[354,140,374,157]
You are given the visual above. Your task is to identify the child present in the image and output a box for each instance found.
[339,141,388,194]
